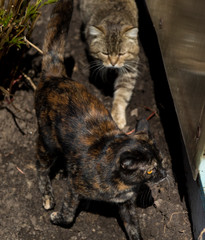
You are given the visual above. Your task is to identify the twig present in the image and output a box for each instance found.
[164,211,188,233]
[21,72,37,91]
[168,211,188,225]
[143,105,159,121]
[146,111,156,121]
[16,166,25,175]
[4,107,26,135]
[24,36,43,54]
[198,228,205,240]
[126,129,135,135]
[0,86,10,97]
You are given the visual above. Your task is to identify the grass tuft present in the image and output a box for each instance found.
[0,0,57,101]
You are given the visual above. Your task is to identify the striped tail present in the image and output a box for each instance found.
[42,0,73,78]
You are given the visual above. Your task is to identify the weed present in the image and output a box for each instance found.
[0,0,57,100]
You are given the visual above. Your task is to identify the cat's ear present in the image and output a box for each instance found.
[136,118,149,133]
[89,26,104,36]
[125,27,138,39]
[120,151,138,171]
[134,119,151,141]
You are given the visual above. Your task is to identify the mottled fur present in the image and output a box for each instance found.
[35,1,166,239]
[80,0,140,129]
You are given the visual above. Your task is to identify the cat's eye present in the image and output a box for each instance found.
[146,167,157,175]
[102,52,109,56]
[119,52,126,56]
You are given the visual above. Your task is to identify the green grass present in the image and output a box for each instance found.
[0,0,57,100]
[0,0,57,57]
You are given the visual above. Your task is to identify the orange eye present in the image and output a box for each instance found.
[147,170,153,175]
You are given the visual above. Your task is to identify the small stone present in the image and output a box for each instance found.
[130,108,138,117]
[25,193,32,200]
[154,199,163,208]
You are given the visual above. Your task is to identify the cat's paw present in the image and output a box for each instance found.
[42,195,55,210]
[50,211,74,227]
[111,109,126,129]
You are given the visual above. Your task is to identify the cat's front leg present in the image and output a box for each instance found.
[111,71,137,129]
[50,187,79,227]
[118,197,143,240]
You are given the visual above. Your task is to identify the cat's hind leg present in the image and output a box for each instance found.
[36,136,56,210]
[50,183,79,227]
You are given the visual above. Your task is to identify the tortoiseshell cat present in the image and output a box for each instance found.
[80,0,140,129]
[35,0,166,239]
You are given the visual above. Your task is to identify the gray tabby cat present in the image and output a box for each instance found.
[80,0,140,129]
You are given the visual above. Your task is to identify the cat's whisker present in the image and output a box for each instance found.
[90,62,107,81]
[140,186,153,208]
[96,64,106,75]
[100,67,108,81]
[166,174,174,186]
[143,188,149,207]
[89,60,101,70]
[137,69,143,77]
[163,174,174,199]
[90,68,100,81]
[118,67,125,75]
[124,64,133,70]
[124,61,143,72]
[129,60,142,66]
[90,59,101,65]
[123,64,137,73]
[165,175,171,198]
[120,66,131,75]
[89,60,102,70]
[123,64,143,79]
[80,62,91,72]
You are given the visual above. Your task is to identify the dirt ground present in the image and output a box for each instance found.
[0,2,193,240]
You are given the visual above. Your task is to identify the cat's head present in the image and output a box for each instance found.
[115,119,166,186]
[86,24,139,69]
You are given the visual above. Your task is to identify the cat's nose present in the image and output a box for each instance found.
[109,55,119,66]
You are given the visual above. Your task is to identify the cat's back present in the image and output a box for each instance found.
[80,0,138,25]
[36,76,109,121]
[35,77,118,151]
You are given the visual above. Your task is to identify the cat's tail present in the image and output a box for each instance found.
[41,0,73,78]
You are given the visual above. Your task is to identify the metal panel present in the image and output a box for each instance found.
[145,0,205,179]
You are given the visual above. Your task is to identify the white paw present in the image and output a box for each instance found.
[43,195,54,210]
[50,212,59,221]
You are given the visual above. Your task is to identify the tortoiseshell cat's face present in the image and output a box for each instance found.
[107,120,166,203]
[118,142,166,186]
[87,24,140,69]
[106,139,166,204]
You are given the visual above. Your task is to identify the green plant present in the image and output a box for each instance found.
[0,0,57,100]
[0,0,56,58]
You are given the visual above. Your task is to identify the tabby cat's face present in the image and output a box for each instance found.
[87,25,139,69]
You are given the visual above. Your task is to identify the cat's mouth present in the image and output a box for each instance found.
[107,64,121,69]
[147,173,167,188]
[110,191,134,203]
